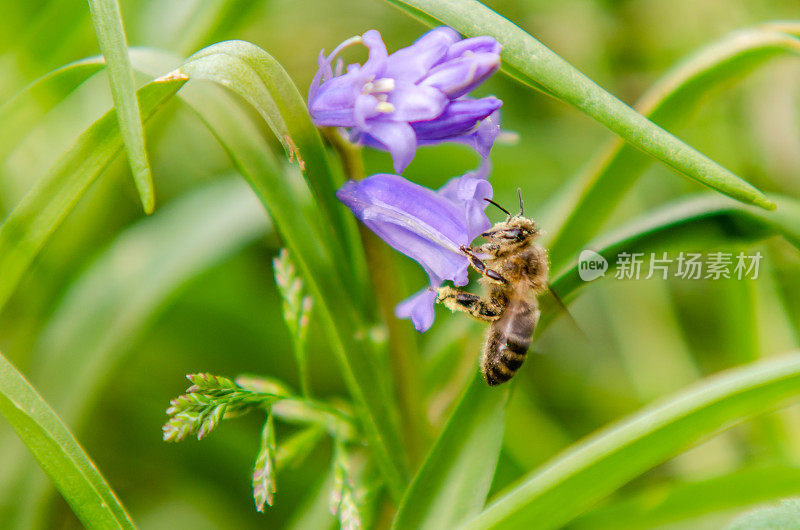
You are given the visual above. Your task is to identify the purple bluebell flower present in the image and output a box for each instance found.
[336,162,492,331]
[309,27,502,172]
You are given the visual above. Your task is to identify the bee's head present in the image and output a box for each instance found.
[480,216,538,243]
[481,189,538,244]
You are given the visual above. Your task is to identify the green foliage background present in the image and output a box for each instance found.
[1,0,800,528]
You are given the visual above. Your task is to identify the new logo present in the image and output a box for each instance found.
[578,249,608,282]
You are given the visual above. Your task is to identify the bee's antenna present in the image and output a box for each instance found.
[484,198,511,217]
[517,188,524,216]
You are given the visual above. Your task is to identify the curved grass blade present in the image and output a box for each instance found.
[463,352,800,530]
[383,0,773,210]
[573,464,800,530]
[139,0,269,57]
[0,57,105,164]
[727,498,800,529]
[185,41,353,252]
[173,78,408,500]
[34,177,270,425]
[0,177,270,525]
[0,351,134,528]
[126,49,404,495]
[548,194,800,310]
[759,21,800,40]
[286,471,337,530]
[544,27,800,269]
[88,0,156,213]
[0,73,187,313]
[392,373,509,530]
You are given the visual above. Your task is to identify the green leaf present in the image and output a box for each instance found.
[0,177,269,520]
[330,441,363,530]
[727,498,800,529]
[185,41,354,254]
[273,248,314,397]
[0,72,187,313]
[32,178,268,424]
[548,194,800,309]
[573,465,800,530]
[0,57,104,164]
[275,425,325,470]
[88,0,156,213]
[137,0,269,57]
[286,471,337,530]
[393,373,509,530]
[131,48,404,496]
[173,77,408,499]
[253,412,277,511]
[543,26,800,269]
[462,353,800,530]
[383,0,774,210]
[0,351,134,528]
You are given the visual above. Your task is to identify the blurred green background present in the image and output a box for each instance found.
[1,0,800,528]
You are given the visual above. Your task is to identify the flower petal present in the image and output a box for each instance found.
[308,31,388,127]
[310,28,504,166]
[444,36,501,61]
[462,179,493,239]
[336,174,472,282]
[309,51,331,102]
[354,94,380,129]
[384,27,459,82]
[309,35,365,102]
[413,97,502,141]
[438,160,493,240]
[360,29,389,77]
[466,109,502,157]
[386,81,448,122]
[364,121,418,173]
[395,288,438,332]
[420,52,501,98]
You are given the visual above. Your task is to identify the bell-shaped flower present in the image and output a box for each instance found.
[336,162,492,331]
[309,27,502,172]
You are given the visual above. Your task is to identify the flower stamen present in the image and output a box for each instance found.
[371,77,396,93]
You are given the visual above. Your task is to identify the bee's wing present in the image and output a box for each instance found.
[544,283,589,342]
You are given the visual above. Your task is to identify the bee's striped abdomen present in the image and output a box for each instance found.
[481,298,539,386]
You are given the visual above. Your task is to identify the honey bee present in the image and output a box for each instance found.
[436,192,548,386]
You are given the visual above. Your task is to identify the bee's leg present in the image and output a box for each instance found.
[460,245,506,284]
[436,285,502,322]
[471,241,500,255]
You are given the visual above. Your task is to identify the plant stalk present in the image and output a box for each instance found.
[323,128,430,467]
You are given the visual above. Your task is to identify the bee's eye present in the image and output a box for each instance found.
[501,229,523,240]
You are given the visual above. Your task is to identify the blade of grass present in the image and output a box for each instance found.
[185,41,355,257]
[179,43,370,319]
[392,373,509,530]
[0,177,270,526]
[286,470,337,530]
[0,351,134,528]
[173,77,408,500]
[543,27,800,269]
[0,57,105,164]
[35,178,269,425]
[139,0,269,57]
[572,464,800,530]
[727,499,800,529]
[416,194,800,518]
[0,73,187,314]
[87,0,156,213]
[548,194,800,311]
[131,48,405,489]
[383,0,773,210]
[463,352,800,529]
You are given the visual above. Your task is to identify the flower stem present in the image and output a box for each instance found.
[323,128,430,466]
